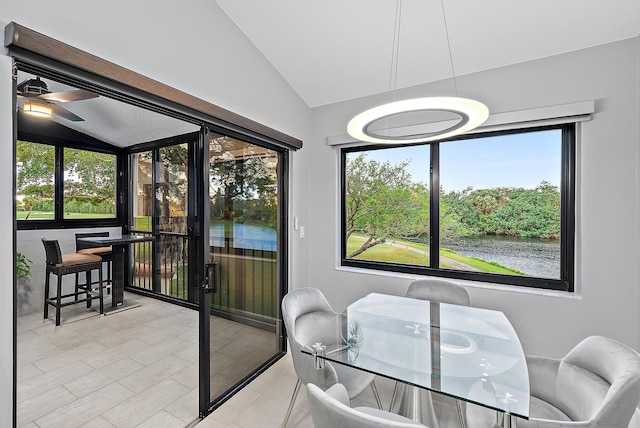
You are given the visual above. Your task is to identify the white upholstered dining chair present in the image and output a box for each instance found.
[281,287,382,427]
[405,278,471,306]
[466,335,640,428]
[307,383,428,428]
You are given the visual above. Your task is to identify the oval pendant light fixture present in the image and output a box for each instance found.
[347,0,488,144]
[348,96,488,144]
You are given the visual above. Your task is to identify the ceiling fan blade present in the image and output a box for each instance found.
[40,89,98,103]
[51,104,85,122]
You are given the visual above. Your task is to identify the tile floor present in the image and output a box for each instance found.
[17,293,279,428]
[17,294,200,428]
[197,353,463,428]
[17,293,463,428]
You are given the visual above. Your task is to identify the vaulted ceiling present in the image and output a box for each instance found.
[214,0,640,107]
[15,2,640,147]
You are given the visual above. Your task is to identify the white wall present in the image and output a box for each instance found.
[1,1,312,425]
[0,54,15,428]
[307,37,640,359]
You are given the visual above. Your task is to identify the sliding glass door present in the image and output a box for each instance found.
[199,130,285,415]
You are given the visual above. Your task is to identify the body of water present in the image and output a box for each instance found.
[210,223,277,251]
[442,235,560,279]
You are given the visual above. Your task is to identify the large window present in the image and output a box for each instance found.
[342,124,575,292]
[16,140,117,225]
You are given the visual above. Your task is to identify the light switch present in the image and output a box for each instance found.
[300,226,305,238]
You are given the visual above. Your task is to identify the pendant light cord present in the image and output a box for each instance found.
[440,0,458,95]
[388,0,403,102]
[347,0,489,144]
[390,0,457,98]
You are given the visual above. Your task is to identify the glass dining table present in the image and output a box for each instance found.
[302,292,530,428]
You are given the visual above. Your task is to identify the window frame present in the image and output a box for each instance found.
[341,123,576,292]
[16,139,122,230]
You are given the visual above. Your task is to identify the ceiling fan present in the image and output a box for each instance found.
[17,76,98,122]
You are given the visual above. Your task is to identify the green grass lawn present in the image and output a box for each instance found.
[348,236,429,264]
[17,211,115,219]
[439,247,524,275]
[348,234,524,275]
[134,216,152,231]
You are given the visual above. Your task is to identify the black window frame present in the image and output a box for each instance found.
[16,138,123,230]
[341,123,576,292]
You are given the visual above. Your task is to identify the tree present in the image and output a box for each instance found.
[16,141,117,216]
[440,186,480,240]
[158,144,189,233]
[16,141,55,217]
[346,154,429,257]
[485,181,560,238]
[64,148,116,202]
[209,137,277,225]
[16,141,55,195]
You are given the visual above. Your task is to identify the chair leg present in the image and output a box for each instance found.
[282,378,301,428]
[370,380,383,410]
[74,272,80,301]
[389,382,399,411]
[98,265,104,315]
[85,269,92,309]
[456,400,467,428]
[55,275,62,327]
[43,270,50,320]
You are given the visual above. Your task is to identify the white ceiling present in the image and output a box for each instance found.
[214,0,640,107]
[17,71,199,148]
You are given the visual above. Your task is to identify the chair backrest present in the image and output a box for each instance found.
[41,238,63,265]
[554,336,640,425]
[282,287,335,346]
[406,278,471,306]
[307,383,424,428]
[282,287,339,387]
[75,231,109,251]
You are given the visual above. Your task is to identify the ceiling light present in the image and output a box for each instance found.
[348,97,488,144]
[347,0,488,144]
[23,101,52,118]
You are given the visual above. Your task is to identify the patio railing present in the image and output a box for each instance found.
[210,237,277,325]
[128,233,277,326]
[130,231,189,300]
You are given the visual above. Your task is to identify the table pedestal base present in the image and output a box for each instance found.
[103,298,141,315]
[389,383,440,428]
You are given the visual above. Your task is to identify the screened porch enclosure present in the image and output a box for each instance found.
[16,56,287,426]
[128,135,281,330]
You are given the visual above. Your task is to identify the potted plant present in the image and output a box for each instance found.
[16,252,32,312]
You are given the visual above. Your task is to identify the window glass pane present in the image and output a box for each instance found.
[63,148,116,219]
[345,147,430,265]
[209,136,279,317]
[159,144,189,235]
[132,151,153,231]
[439,130,562,279]
[16,141,55,220]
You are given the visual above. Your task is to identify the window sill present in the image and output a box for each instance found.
[335,265,581,300]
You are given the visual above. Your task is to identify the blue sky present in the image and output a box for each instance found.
[354,129,561,192]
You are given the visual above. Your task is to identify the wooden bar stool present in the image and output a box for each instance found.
[42,238,104,327]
